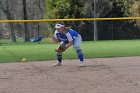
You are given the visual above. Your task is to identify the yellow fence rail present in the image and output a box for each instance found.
[0,17,140,22]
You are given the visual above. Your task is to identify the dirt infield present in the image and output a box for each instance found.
[0,57,140,93]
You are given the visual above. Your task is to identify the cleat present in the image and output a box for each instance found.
[78,63,85,67]
[53,62,62,66]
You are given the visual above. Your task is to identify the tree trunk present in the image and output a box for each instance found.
[0,0,16,42]
[23,0,30,42]
[9,23,16,42]
[6,2,16,42]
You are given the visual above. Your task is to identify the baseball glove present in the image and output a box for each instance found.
[55,45,66,52]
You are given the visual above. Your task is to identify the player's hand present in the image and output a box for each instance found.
[50,37,58,43]
[55,45,66,52]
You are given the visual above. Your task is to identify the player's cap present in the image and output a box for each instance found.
[55,23,65,28]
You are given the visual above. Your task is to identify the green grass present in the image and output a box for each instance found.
[83,40,140,58]
[0,40,140,63]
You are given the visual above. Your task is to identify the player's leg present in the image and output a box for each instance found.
[53,41,67,66]
[73,34,84,67]
[53,52,62,66]
[57,52,62,63]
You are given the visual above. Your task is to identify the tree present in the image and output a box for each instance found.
[44,0,73,37]
[0,0,46,42]
[81,0,111,40]
[0,0,16,42]
[22,0,30,42]
[45,0,140,40]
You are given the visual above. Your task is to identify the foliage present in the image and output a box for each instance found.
[45,0,140,40]
[45,0,71,19]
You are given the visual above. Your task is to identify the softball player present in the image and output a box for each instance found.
[52,22,85,67]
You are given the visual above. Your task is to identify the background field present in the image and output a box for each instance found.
[1,40,140,63]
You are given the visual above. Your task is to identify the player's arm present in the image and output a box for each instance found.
[51,30,59,43]
[55,41,73,52]
[64,32,74,49]
[51,37,59,43]
[65,41,73,49]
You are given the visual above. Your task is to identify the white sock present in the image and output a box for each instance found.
[80,61,84,64]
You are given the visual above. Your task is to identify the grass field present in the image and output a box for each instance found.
[0,40,140,63]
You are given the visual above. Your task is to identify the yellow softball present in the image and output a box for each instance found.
[21,58,27,63]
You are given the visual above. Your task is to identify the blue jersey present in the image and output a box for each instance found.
[65,29,79,42]
[54,29,79,43]
[54,30,68,42]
